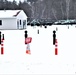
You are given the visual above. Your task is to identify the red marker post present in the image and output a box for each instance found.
[25,37,32,54]
[55,39,58,55]
[1,39,4,55]
[26,44,31,54]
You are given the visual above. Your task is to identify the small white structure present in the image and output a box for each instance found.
[0,10,27,30]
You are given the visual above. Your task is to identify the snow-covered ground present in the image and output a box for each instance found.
[0,25,76,74]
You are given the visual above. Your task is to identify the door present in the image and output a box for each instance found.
[23,20,26,29]
[17,20,19,29]
[17,19,22,29]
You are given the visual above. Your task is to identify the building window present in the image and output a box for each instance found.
[0,20,2,25]
[20,20,21,25]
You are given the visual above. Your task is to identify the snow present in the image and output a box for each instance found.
[8,0,27,3]
[0,10,21,18]
[0,25,76,74]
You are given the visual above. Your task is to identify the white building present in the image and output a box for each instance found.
[0,10,27,30]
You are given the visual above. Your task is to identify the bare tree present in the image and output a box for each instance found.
[31,3,35,18]
[66,0,70,19]
[41,6,46,19]
[60,1,64,19]
[52,8,58,21]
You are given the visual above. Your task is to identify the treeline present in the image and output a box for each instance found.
[0,0,32,17]
[0,0,76,22]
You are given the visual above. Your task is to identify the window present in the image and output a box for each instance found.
[0,20,2,25]
[20,20,21,25]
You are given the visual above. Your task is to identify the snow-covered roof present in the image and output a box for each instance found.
[0,10,22,18]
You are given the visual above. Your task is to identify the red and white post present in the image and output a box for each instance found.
[1,39,4,55]
[25,37,32,54]
[55,39,58,55]
[26,44,31,54]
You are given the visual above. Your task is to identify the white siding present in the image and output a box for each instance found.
[0,10,27,30]
[17,10,27,29]
[0,18,17,30]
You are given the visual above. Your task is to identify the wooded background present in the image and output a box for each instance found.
[0,0,76,22]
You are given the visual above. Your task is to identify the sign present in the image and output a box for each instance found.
[25,37,32,44]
